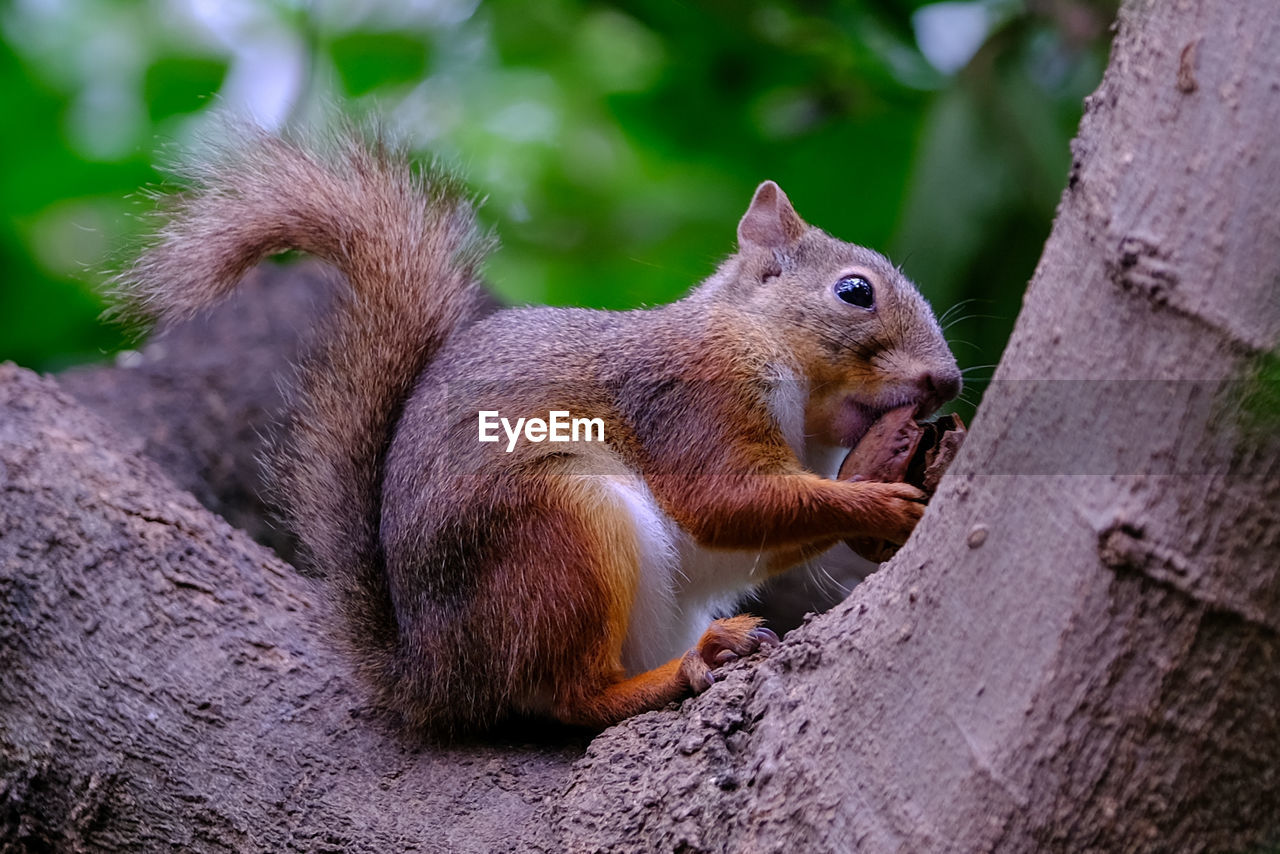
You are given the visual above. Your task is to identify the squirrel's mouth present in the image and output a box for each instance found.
[834,402,885,448]
[837,394,934,447]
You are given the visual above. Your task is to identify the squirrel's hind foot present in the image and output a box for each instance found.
[680,615,780,692]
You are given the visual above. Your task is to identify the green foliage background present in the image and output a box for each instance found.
[0,0,1117,417]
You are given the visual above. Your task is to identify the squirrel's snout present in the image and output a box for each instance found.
[915,367,962,416]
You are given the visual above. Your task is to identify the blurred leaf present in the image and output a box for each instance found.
[1239,349,1280,435]
[573,9,664,94]
[0,0,1115,381]
[144,57,227,121]
[892,85,1013,295]
[329,32,429,96]
[0,228,127,369]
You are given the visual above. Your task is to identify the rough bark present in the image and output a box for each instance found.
[2,1,1278,852]
[0,365,584,853]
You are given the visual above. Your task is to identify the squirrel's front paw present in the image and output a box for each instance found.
[856,481,927,545]
[679,615,780,693]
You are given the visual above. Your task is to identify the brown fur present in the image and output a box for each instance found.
[117,126,960,735]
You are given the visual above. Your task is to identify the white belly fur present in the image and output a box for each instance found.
[604,476,770,674]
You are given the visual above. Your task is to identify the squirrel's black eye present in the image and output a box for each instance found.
[834,275,875,309]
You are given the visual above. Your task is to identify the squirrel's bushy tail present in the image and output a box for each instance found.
[117,124,493,689]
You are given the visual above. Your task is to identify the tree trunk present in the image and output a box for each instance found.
[3,1,1278,852]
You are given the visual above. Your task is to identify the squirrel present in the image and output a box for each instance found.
[118,126,960,734]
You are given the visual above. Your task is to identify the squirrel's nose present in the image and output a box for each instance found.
[917,368,962,409]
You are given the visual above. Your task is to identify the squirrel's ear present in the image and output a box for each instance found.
[737,180,806,250]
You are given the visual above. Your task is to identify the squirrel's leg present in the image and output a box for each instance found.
[491,469,775,728]
[550,616,778,729]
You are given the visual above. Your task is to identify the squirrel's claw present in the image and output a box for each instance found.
[749,627,781,647]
